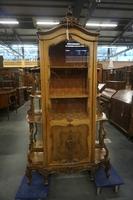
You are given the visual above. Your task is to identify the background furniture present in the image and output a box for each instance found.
[105,81,126,90]
[100,88,117,118]
[0,68,32,108]
[0,89,17,119]
[110,90,133,137]
[102,66,133,89]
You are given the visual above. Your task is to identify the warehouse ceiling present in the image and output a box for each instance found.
[0,0,133,46]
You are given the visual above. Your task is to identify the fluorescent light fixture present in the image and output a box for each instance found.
[36,21,59,25]
[0,20,19,25]
[86,22,117,27]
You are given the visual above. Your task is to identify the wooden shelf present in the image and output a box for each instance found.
[50,66,87,69]
[50,112,88,120]
[50,94,88,99]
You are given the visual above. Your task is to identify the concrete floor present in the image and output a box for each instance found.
[0,102,133,200]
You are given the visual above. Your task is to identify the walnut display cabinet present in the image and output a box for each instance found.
[26,15,110,184]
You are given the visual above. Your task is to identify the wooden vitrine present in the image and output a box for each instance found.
[26,14,110,184]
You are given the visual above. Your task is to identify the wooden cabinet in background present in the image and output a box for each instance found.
[16,87,28,106]
[102,68,127,83]
[102,66,133,89]
[97,63,103,83]
[110,90,133,136]
[0,68,24,88]
[106,81,126,90]
[0,56,3,68]
[0,89,17,119]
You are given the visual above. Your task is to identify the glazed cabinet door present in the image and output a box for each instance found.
[39,25,97,171]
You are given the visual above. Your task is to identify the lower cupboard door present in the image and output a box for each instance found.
[48,125,90,165]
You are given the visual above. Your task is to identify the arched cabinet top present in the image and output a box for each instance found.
[38,21,98,42]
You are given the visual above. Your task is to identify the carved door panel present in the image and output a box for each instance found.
[48,125,90,165]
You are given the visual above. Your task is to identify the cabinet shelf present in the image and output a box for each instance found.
[50,94,88,99]
[50,112,88,120]
[50,68,88,99]
[50,65,88,69]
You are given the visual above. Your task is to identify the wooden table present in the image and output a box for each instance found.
[0,89,17,119]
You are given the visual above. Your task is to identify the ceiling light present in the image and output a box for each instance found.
[86,22,117,28]
[36,21,59,25]
[0,20,19,25]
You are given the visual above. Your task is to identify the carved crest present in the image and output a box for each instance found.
[61,6,81,27]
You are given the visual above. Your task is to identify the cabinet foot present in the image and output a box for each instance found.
[114,185,120,193]
[25,166,32,185]
[96,187,101,195]
[90,168,95,181]
[44,173,49,185]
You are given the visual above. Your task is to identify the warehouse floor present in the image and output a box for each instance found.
[0,102,133,200]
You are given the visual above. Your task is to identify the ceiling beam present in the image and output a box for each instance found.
[109,46,133,58]
[0,40,37,44]
[0,28,24,57]
[73,0,86,20]
[0,0,71,2]
[97,6,133,11]
[0,14,132,21]
[0,41,23,57]
[99,41,133,45]
[0,34,35,37]
[83,0,100,25]
[12,29,22,43]
[100,1,133,6]
[111,20,133,45]
[1,3,133,10]
[0,3,68,8]
[0,14,85,18]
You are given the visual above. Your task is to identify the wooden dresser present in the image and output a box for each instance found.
[110,90,133,136]
[106,81,126,90]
